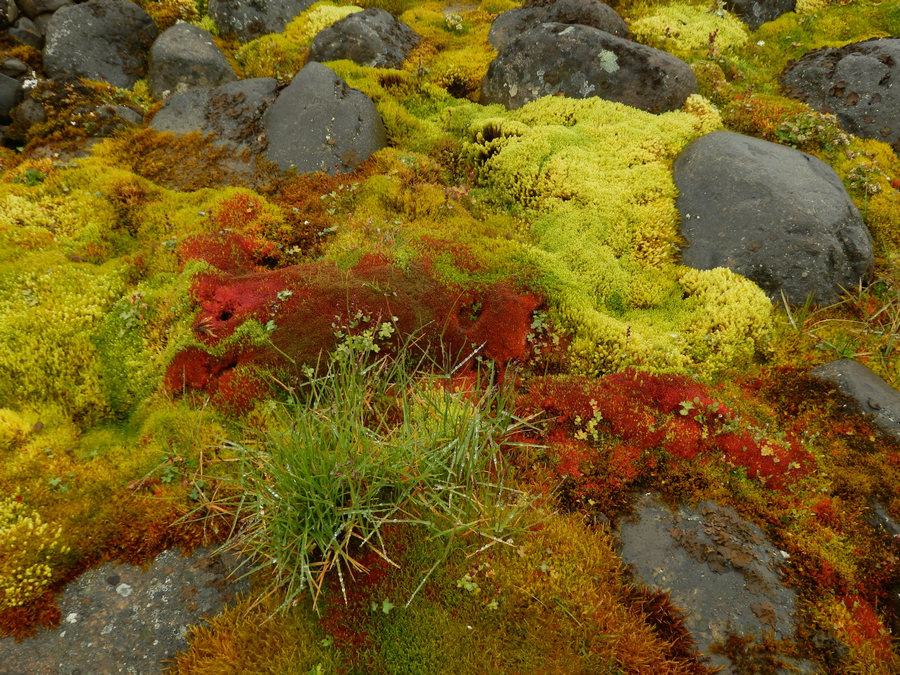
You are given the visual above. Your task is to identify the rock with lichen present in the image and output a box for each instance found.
[781,38,900,156]
[481,22,697,113]
[43,0,157,89]
[307,8,420,70]
[148,22,237,100]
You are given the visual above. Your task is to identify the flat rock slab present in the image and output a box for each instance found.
[618,494,815,673]
[675,130,873,305]
[481,22,697,113]
[0,547,249,675]
[810,359,900,443]
[781,38,900,155]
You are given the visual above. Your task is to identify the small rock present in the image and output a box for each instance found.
[722,0,795,30]
[0,58,29,78]
[307,8,421,70]
[488,0,628,50]
[781,38,900,155]
[149,22,237,100]
[0,72,23,124]
[9,16,43,48]
[208,0,316,42]
[809,359,900,442]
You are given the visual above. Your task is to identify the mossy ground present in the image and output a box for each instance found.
[2,0,900,672]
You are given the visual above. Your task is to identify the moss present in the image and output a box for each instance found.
[135,0,199,31]
[236,2,364,80]
[630,2,750,58]
[0,496,69,611]
[0,409,29,453]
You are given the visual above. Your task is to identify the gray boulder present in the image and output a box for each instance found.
[722,0,794,30]
[150,78,278,155]
[781,38,900,155]
[208,0,315,42]
[1,0,18,28]
[262,62,386,175]
[481,22,697,113]
[619,496,816,673]
[43,0,157,89]
[14,0,72,20]
[307,8,420,70]
[488,0,628,50]
[675,131,873,304]
[149,23,236,100]
[810,359,900,443]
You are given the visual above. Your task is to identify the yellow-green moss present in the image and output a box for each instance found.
[0,409,28,453]
[0,496,69,610]
[236,2,364,80]
[630,2,749,58]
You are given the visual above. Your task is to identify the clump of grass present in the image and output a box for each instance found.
[218,337,532,612]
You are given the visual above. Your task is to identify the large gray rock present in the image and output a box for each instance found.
[781,38,900,155]
[307,8,420,70]
[150,78,278,155]
[262,62,386,175]
[43,0,157,89]
[481,22,697,113]
[488,0,627,50]
[149,22,237,100]
[810,359,900,443]
[722,0,794,30]
[208,0,316,41]
[619,496,816,673]
[675,131,873,304]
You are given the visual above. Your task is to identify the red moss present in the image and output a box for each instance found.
[841,595,893,660]
[166,256,544,408]
[518,371,814,506]
[213,367,270,416]
[0,591,61,641]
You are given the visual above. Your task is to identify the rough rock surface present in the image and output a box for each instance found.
[810,359,900,442]
[0,547,249,675]
[208,0,316,42]
[675,130,873,304]
[262,62,386,175]
[0,72,21,123]
[307,8,421,70]
[16,0,71,20]
[781,38,900,155]
[488,0,628,50]
[150,77,278,155]
[618,495,816,673]
[723,0,795,30]
[149,22,236,100]
[43,0,158,89]
[481,22,697,112]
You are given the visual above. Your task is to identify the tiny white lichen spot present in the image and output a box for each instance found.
[598,51,619,74]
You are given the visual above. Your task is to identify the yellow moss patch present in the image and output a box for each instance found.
[0,409,28,453]
[0,496,69,610]
[630,2,749,58]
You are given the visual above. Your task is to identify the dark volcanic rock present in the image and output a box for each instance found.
[488,0,628,50]
[208,0,316,41]
[9,16,43,48]
[0,547,249,674]
[810,359,900,442]
[262,62,386,175]
[150,77,278,155]
[1,0,18,28]
[149,22,237,100]
[675,130,873,304]
[43,0,158,89]
[619,495,816,673]
[781,38,900,155]
[307,8,420,70]
[481,22,697,113]
[722,0,795,30]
